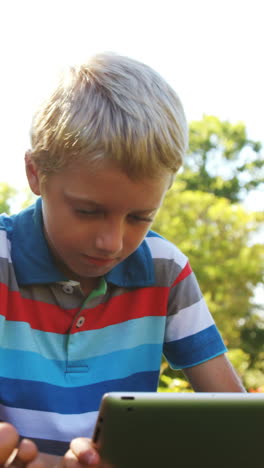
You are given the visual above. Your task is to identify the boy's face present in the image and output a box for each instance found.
[26,157,170,291]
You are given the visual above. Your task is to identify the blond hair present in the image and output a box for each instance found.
[30,52,188,179]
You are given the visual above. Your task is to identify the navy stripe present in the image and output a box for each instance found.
[0,371,160,414]
[163,324,227,369]
[20,435,69,456]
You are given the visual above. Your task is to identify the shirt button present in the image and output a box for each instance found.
[76,316,85,328]
[62,284,74,294]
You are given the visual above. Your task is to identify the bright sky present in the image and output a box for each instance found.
[0,0,263,211]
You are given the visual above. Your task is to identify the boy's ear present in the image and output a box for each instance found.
[25,150,41,195]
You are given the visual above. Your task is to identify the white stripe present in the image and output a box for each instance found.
[0,404,98,441]
[0,230,11,261]
[165,297,215,342]
[146,236,187,267]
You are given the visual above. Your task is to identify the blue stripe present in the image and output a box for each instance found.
[0,343,163,386]
[0,315,166,361]
[0,316,66,360]
[0,371,159,414]
[68,316,166,360]
[163,325,227,369]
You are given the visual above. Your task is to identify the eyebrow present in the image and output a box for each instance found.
[64,192,159,214]
[63,192,101,205]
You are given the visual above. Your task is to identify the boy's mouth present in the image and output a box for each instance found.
[82,255,116,266]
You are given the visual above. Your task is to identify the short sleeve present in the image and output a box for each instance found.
[163,260,227,369]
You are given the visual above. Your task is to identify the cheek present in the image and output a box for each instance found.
[43,214,74,250]
[53,223,98,253]
[125,225,150,252]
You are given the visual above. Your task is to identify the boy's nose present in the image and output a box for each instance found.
[95,220,124,255]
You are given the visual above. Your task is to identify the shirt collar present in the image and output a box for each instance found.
[11,198,155,288]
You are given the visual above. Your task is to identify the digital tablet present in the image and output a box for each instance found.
[92,391,264,468]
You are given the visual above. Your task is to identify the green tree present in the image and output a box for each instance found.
[156,116,264,390]
[153,184,264,346]
[154,185,264,390]
[0,183,17,214]
[181,115,263,202]
[0,184,35,215]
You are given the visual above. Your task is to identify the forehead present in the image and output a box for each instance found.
[46,161,171,210]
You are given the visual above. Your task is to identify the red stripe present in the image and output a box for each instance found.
[0,283,169,334]
[71,286,169,333]
[0,283,77,333]
[172,261,192,286]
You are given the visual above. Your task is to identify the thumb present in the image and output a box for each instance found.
[69,438,100,466]
[0,423,19,465]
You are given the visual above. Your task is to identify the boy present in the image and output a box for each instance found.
[0,53,244,468]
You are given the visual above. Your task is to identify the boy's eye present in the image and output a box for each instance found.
[129,214,153,223]
[75,209,153,223]
[76,209,101,216]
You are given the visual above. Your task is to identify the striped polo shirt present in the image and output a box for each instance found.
[0,198,226,455]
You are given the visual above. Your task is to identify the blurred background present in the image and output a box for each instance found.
[0,0,263,390]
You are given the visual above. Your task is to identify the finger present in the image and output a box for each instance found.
[24,457,45,468]
[63,448,83,468]
[0,423,19,464]
[8,439,39,468]
[69,438,100,466]
[8,458,44,468]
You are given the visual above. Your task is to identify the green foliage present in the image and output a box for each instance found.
[155,115,264,390]
[154,184,264,390]
[0,184,36,215]
[158,358,193,393]
[240,313,264,369]
[227,348,250,380]
[181,115,264,202]
[153,185,264,346]
[158,374,193,393]
[0,183,17,214]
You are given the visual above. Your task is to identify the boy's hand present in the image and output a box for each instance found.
[0,422,43,468]
[63,438,113,468]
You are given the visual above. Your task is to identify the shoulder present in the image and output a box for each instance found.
[0,212,15,261]
[145,230,189,287]
[146,230,187,265]
[0,205,35,260]
[0,212,15,233]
